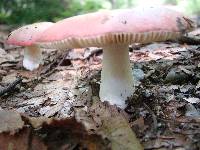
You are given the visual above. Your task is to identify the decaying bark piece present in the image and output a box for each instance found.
[0,110,110,150]
[75,97,143,150]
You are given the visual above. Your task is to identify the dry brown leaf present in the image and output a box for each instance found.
[183,97,200,104]
[23,115,52,128]
[0,128,47,150]
[0,112,110,150]
[0,110,24,133]
[30,117,110,150]
[89,98,143,150]
[0,48,15,64]
[17,80,74,118]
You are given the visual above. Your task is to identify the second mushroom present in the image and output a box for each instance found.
[7,22,54,71]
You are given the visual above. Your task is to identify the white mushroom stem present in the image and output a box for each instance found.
[23,45,42,71]
[100,44,134,108]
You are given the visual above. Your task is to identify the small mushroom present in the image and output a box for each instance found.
[36,6,194,108]
[7,22,54,71]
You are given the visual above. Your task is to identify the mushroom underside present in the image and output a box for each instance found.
[38,31,180,50]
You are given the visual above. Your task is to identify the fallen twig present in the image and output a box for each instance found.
[0,76,22,97]
[41,51,69,76]
[4,46,22,51]
[143,103,158,133]
[179,35,200,45]
[57,51,71,66]
[0,39,4,46]
[83,48,102,59]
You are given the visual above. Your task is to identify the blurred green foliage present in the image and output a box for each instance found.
[60,0,109,20]
[0,0,199,25]
[185,0,200,14]
[0,0,110,25]
[0,0,65,24]
[164,0,200,14]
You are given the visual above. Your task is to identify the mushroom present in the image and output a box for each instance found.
[36,6,194,108]
[7,22,54,71]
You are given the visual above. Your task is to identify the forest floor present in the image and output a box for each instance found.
[0,23,200,150]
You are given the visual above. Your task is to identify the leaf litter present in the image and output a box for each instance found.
[0,25,200,149]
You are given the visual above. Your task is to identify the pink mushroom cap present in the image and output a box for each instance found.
[7,22,54,46]
[36,6,194,49]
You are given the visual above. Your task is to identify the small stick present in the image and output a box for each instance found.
[143,102,158,132]
[0,77,22,97]
[4,46,22,51]
[179,35,200,45]
[57,51,70,66]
